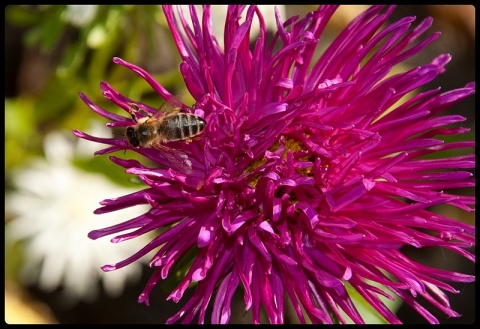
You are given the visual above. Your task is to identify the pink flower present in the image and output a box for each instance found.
[73,5,475,324]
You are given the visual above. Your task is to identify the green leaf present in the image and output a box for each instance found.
[57,41,86,77]
[5,98,41,169]
[6,5,41,26]
[341,281,403,324]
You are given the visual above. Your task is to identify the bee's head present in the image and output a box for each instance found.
[125,126,140,147]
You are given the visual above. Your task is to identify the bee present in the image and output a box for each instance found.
[125,101,206,174]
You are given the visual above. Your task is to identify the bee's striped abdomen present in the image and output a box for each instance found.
[164,113,206,142]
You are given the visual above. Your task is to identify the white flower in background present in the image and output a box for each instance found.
[62,5,98,28]
[6,128,151,303]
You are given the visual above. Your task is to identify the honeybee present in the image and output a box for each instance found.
[125,101,206,174]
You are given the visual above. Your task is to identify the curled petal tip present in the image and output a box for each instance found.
[138,293,150,306]
[101,264,117,272]
[88,230,102,240]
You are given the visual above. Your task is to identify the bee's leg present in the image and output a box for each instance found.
[184,136,203,143]
[138,108,152,117]
[127,103,140,122]
[127,103,152,122]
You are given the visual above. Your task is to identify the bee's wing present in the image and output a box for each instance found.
[152,96,185,120]
[152,141,192,174]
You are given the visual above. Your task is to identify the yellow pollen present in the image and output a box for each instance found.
[242,137,314,188]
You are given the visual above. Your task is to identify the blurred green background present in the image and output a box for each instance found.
[4,5,475,324]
